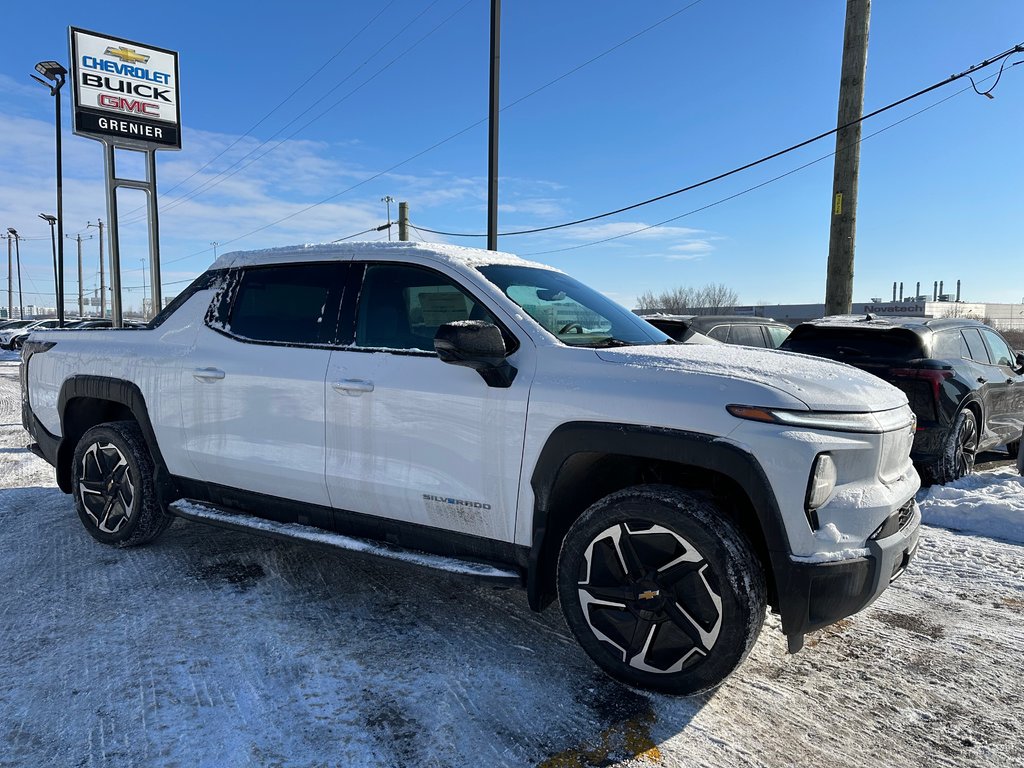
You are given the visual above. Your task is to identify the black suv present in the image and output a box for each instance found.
[642,314,792,348]
[781,316,1024,484]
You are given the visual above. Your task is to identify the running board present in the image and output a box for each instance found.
[169,499,522,585]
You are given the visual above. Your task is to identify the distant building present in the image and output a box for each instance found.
[731,300,1024,332]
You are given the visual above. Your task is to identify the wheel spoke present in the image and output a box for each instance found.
[615,525,647,578]
[79,478,107,495]
[579,583,634,604]
[625,616,655,661]
[656,557,705,587]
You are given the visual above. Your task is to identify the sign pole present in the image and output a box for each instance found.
[147,149,162,315]
[103,143,123,327]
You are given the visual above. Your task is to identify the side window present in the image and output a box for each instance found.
[961,328,990,364]
[706,325,730,342]
[729,324,767,347]
[765,325,791,348]
[980,329,1015,368]
[226,263,343,345]
[354,264,497,352]
[930,330,960,359]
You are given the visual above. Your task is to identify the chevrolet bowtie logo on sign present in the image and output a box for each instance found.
[70,27,181,150]
[104,46,150,64]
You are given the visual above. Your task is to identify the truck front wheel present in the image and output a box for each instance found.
[557,484,766,695]
[71,420,174,547]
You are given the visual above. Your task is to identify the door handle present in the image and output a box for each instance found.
[332,379,374,395]
[977,377,987,384]
[192,367,226,382]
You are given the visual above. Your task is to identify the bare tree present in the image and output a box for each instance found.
[635,283,738,315]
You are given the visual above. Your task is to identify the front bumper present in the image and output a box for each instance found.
[775,500,921,638]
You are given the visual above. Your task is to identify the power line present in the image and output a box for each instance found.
[126,0,708,229]
[124,0,454,225]
[148,1,399,204]
[413,42,1024,239]
[521,78,985,256]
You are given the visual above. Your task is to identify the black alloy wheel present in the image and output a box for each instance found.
[558,485,766,695]
[78,439,136,535]
[72,421,174,546]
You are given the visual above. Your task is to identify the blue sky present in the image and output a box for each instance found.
[0,1,1021,313]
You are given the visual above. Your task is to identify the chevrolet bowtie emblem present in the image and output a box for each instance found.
[105,46,150,64]
[638,589,660,600]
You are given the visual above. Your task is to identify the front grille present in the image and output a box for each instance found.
[871,499,916,540]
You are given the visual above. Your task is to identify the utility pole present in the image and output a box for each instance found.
[67,233,92,318]
[87,220,105,319]
[487,0,501,252]
[7,229,23,320]
[398,202,409,242]
[824,0,871,315]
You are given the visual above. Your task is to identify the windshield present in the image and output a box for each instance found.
[477,265,670,347]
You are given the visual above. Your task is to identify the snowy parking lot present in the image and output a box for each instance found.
[1,355,1022,768]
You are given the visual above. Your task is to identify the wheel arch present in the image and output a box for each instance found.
[526,422,791,614]
[56,376,177,504]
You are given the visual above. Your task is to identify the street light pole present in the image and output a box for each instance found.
[4,234,10,320]
[39,214,59,317]
[32,61,68,326]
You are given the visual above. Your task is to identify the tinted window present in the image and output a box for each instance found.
[227,263,342,345]
[782,327,925,361]
[980,328,1015,367]
[961,328,989,364]
[355,264,496,351]
[765,325,791,348]
[706,326,730,342]
[728,324,767,347]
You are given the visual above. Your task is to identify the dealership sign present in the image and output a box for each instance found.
[69,27,181,150]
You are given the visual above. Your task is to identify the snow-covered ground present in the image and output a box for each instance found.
[1,356,1021,767]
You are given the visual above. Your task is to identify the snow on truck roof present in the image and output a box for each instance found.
[210,241,550,271]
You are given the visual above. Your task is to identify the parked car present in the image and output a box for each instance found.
[781,315,1024,484]
[643,314,792,348]
[1,319,61,349]
[23,242,922,695]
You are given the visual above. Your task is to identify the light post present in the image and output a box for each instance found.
[31,61,67,327]
[381,196,394,241]
[6,228,23,320]
[211,241,219,259]
[39,214,59,318]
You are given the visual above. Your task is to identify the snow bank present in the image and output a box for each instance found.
[917,466,1024,544]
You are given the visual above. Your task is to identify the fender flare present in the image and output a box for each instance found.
[56,375,177,503]
[525,421,794,610]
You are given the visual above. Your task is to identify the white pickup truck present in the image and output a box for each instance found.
[21,242,921,694]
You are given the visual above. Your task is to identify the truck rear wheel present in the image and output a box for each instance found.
[72,420,174,547]
[557,484,766,695]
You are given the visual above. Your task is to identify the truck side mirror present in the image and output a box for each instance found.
[434,321,517,388]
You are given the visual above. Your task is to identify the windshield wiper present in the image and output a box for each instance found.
[584,337,635,348]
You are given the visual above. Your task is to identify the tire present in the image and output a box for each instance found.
[1007,438,1020,459]
[557,484,766,696]
[71,420,174,547]
[933,409,978,485]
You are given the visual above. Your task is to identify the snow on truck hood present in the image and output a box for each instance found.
[595,343,908,413]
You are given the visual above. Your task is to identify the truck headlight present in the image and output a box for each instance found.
[806,453,837,524]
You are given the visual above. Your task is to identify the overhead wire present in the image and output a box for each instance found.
[123,0,455,225]
[521,77,988,256]
[126,0,709,233]
[118,0,400,218]
[412,42,1024,239]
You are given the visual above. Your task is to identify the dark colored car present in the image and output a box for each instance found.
[781,315,1024,484]
[643,314,792,348]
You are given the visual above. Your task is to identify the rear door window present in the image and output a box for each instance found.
[706,326,730,342]
[225,262,346,345]
[728,324,767,347]
[961,328,990,364]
